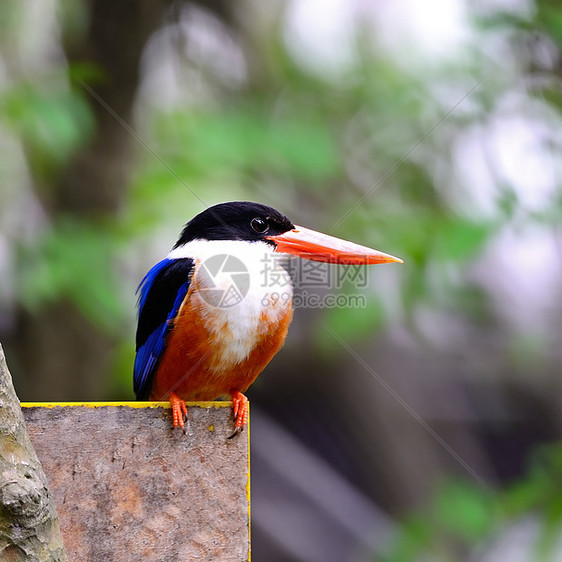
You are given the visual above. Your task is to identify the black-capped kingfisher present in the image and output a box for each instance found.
[133,201,402,437]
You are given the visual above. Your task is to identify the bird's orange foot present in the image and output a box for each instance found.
[228,391,248,439]
[169,392,188,432]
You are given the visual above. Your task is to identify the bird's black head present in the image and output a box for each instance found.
[174,201,295,248]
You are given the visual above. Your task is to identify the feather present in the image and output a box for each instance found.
[133,258,194,400]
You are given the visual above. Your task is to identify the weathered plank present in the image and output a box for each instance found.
[22,403,250,562]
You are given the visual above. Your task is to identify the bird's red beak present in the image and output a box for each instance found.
[266,225,403,265]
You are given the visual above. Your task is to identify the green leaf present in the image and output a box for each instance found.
[17,219,125,335]
[382,515,434,562]
[434,480,497,543]
[433,219,493,262]
[146,105,339,184]
[316,294,384,352]
[0,78,95,175]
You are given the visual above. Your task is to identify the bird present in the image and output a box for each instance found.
[133,201,402,437]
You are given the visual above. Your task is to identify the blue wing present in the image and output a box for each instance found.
[133,257,195,400]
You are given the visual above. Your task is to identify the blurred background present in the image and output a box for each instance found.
[1,0,561,560]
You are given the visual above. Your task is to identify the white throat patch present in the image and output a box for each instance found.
[168,240,293,366]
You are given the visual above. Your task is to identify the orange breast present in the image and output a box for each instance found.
[150,276,293,401]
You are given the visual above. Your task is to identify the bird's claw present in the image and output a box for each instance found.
[228,391,248,439]
[227,426,244,440]
[169,392,188,433]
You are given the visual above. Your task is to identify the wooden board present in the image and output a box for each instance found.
[22,403,250,562]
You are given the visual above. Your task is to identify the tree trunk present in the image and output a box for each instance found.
[0,344,67,561]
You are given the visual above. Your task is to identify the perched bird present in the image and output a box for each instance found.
[133,201,402,437]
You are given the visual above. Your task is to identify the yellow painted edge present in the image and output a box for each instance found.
[20,401,232,409]
[246,404,251,562]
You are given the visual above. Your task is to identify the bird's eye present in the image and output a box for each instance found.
[250,217,269,234]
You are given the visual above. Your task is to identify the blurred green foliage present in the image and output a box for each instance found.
[384,444,562,562]
[16,218,124,334]
[0,73,94,179]
[0,0,558,395]
[151,107,341,183]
